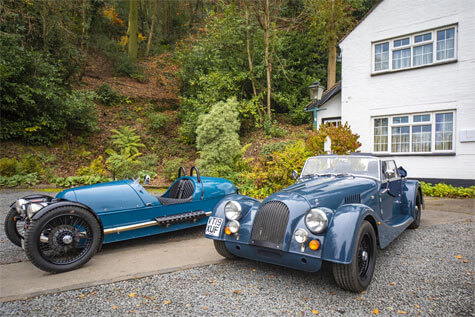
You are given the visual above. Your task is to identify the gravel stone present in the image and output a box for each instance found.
[1,191,473,317]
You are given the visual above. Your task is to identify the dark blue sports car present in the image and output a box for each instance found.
[205,155,423,292]
[5,167,237,273]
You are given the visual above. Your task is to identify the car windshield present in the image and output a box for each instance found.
[301,156,380,179]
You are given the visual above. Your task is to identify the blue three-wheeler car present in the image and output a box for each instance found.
[5,167,237,273]
[206,154,423,292]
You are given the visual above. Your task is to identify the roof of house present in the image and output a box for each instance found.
[338,0,383,45]
[305,81,341,111]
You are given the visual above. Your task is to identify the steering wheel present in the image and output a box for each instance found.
[190,166,201,183]
[178,167,186,178]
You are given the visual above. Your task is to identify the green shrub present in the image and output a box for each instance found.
[260,141,295,159]
[18,154,44,175]
[77,156,107,177]
[52,176,113,188]
[0,158,19,177]
[0,173,39,187]
[105,149,142,180]
[421,182,475,198]
[163,158,185,181]
[110,126,145,155]
[195,98,241,177]
[263,119,287,138]
[140,154,159,171]
[147,113,170,131]
[95,84,119,106]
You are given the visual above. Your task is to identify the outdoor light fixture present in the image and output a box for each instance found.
[308,80,324,101]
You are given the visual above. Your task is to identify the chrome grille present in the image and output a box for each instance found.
[250,201,289,249]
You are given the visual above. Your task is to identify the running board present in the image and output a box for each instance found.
[104,211,211,235]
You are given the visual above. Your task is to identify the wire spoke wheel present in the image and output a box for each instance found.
[357,233,372,279]
[38,215,93,265]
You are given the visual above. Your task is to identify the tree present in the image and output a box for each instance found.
[305,0,355,88]
[145,0,158,57]
[128,0,139,62]
[196,98,242,177]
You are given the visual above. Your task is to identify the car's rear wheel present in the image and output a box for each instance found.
[409,193,422,229]
[24,206,102,273]
[5,208,26,247]
[332,220,377,292]
[213,240,237,259]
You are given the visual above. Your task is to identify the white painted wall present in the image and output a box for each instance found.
[316,92,341,129]
[339,0,475,181]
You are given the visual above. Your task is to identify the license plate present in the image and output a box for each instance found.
[21,238,25,250]
[205,217,223,237]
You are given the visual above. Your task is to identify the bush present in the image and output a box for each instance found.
[196,98,241,177]
[110,126,145,155]
[105,149,142,180]
[95,84,120,106]
[0,173,39,187]
[263,119,288,138]
[0,36,97,144]
[147,113,170,131]
[0,155,44,177]
[421,182,475,198]
[76,156,107,177]
[51,176,113,188]
[307,123,362,155]
[0,158,19,177]
[163,158,185,181]
[260,141,296,159]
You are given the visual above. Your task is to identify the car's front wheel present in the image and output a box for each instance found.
[213,240,237,260]
[332,220,377,292]
[24,206,102,273]
[4,208,26,247]
[408,193,422,229]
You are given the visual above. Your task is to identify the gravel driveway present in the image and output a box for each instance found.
[1,190,473,316]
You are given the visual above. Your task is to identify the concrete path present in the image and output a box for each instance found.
[0,197,472,302]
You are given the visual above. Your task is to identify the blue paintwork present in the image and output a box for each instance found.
[206,155,422,272]
[50,176,236,244]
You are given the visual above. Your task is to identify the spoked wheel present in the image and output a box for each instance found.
[332,220,377,292]
[25,206,102,273]
[4,208,26,247]
[409,193,422,229]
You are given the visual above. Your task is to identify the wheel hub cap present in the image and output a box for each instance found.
[62,235,73,245]
[361,250,368,262]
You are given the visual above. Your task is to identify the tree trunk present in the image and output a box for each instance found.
[327,45,337,89]
[145,0,158,57]
[264,0,272,120]
[128,0,139,63]
[40,0,48,52]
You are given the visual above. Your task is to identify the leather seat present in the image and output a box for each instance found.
[157,179,195,206]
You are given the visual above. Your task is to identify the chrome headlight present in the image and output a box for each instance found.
[224,201,242,220]
[227,220,240,234]
[305,208,329,234]
[15,199,28,214]
[294,228,309,244]
[26,203,44,218]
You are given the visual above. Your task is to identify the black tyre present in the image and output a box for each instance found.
[24,206,102,273]
[332,220,377,292]
[213,240,237,259]
[4,208,26,247]
[409,193,422,229]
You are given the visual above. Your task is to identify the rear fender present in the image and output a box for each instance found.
[322,204,380,264]
[402,180,424,218]
[32,201,104,243]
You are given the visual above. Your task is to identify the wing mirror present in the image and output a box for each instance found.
[144,174,151,185]
[291,170,299,180]
[398,166,407,178]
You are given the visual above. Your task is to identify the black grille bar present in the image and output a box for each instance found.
[250,201,289,250]
[155,210,207,226]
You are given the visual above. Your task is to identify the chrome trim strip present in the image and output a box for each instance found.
[104,220,158,235]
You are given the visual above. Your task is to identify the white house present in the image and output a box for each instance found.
[307,0,475,186]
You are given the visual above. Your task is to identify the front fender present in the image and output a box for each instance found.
[32,200,104,243]
[322,204,380,264]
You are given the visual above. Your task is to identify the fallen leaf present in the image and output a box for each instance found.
[456,255,462,259]
[463,259,468,263]
[233,290,242,294]
[329,291,336,295]
[129,310,136,313]
[128,293,137,298]
[312,310,319,315]
[414,304,420,309]
[164,300,171,305]
[390,282,396,286]
[373,308,379,314]
[252,268,256,272]
[135,304,140,308]
[186,304,191,307]
[112,305,118,310]
[356,297,364,301]
[202,306,208,310]
[361,290,367,294]
[397,310,407,314]
[143,295,151,301]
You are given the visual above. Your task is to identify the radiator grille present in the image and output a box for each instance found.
[250,201,289,249]
[344,194,361,204]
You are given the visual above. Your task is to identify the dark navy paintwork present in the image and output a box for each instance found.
[43,176,237,244]
[206,155,423,272]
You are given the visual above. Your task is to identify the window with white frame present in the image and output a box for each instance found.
[373,111,455,154]
[373,25,457,73]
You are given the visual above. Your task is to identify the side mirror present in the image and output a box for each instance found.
[144,175,151,185]
[398,166,407,178]
[291,170,299,180]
